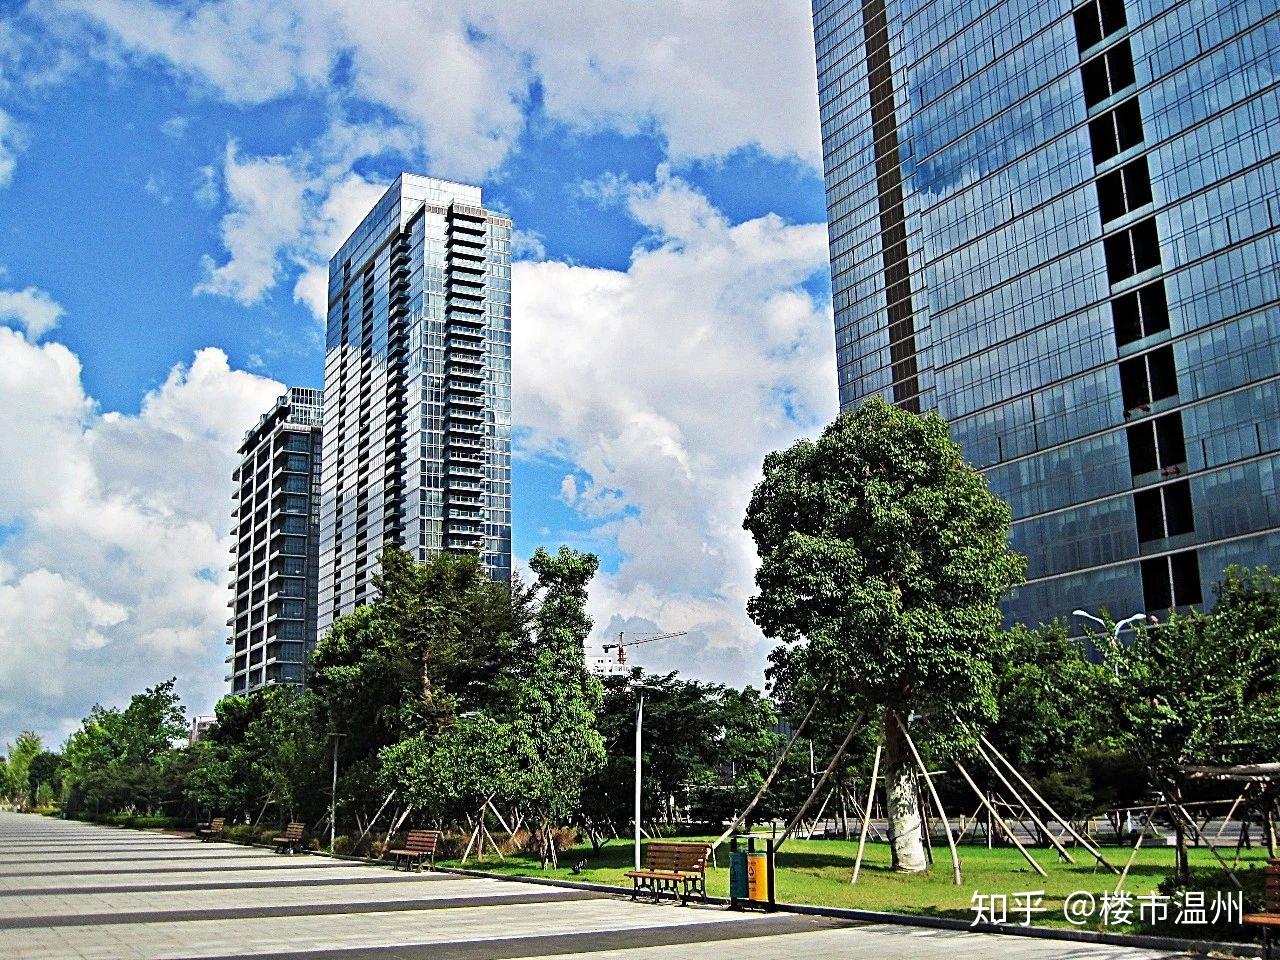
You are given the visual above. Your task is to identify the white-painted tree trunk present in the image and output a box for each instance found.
[883,709,928,872]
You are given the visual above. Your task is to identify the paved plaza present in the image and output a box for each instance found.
[0,812,1189,959]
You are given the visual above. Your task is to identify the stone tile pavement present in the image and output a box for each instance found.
[0,812,1189,960]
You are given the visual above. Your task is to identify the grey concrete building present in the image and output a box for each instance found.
[227,387,323,693]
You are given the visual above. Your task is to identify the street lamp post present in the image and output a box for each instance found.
[634,693,644,871]
[601,631,684,871]
[1072,609,1148,675]
[1074,609,1148,835]
[328,731,347,853]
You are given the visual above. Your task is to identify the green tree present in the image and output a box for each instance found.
[243,688,328,824]
[509,546,607,866]
[26,751,65,808]
[989,623,1107,781]
[582,671,784,836]
[5,732,43,810]
[1099,567,1280,878]
[310,548,534,815]
[185,688,328,825]
[745,398,1024,871]
[379,714,518,824]
[62,680,187,815]
[185,694,268,819]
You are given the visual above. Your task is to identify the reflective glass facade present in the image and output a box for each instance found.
[317,175,512,638]
[814,0,1280,626]
[228,387,324,693]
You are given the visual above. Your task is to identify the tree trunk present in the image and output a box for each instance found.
[883,709,928,873]
[1171,789,1189,884]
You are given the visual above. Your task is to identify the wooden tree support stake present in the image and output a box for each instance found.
[979,733,1116,872]
[973,739,1076,865]
[955,761,1047,878]
[713,697,822,850]
[355,790,396,849]
[851,739,882,885]
[1171,799,1242,890]
[807,788,835,840]
[778,713,864,851]
[1215,786,1251,840]
[895,714,962,885]
[1113,808,1153,896]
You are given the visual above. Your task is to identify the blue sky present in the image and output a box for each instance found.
[0,0,838,744]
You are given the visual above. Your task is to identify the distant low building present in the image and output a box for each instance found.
[587,651,624,678]
[189,715,217,745]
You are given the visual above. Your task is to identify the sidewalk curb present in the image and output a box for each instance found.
[436,864,1260,959]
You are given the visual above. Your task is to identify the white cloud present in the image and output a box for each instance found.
[511,228,547,262]
[0,324,282,743]
[160,114,189,139]
[488,4,821,165]
[0,108,25,187]
[64,0,822,178]
[196,137,392,317]
[0,285,64,338]
[195,143,309,304]
[514,174,836,688]
[56,2,823,317]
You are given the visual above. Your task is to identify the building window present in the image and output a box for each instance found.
[1119,345,1178,414]
[1126,412,1187,476]
[1089,99,1144,163]
[1074,0,1127,52]
[1104,217,1161,283]
[1133,480,1195,542]
[1141,550,1203,609]
[1096,158,1153,223]
[1111,281,1170,345]
[1081,40,1136,107]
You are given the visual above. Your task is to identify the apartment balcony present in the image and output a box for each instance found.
[449,391,484,408]
[447,301,486,320]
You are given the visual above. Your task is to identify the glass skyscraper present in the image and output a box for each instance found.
[813,0,1279,625]
[317,174,512,638]
[228,387,324,693]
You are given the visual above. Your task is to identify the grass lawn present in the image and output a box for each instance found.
[440,836,1270,934]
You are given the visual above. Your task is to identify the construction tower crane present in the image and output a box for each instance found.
[600,630,688,666]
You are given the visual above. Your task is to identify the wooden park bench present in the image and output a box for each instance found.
[273,822,306,854]
[387,829,443,872]
[194,817,225,842]
[1244,858,1280,959]
[624,841,712,904]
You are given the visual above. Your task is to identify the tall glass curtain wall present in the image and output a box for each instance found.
[317,175,512,638]
[814,0,1280,625]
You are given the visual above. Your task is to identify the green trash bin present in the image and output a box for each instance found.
[729,849,749,899]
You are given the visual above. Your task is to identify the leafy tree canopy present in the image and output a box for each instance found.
[747,397,1025,746]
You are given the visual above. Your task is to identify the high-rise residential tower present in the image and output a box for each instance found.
[813,0,1279,625]
[228,387,324,693]
[317,174,512,637]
